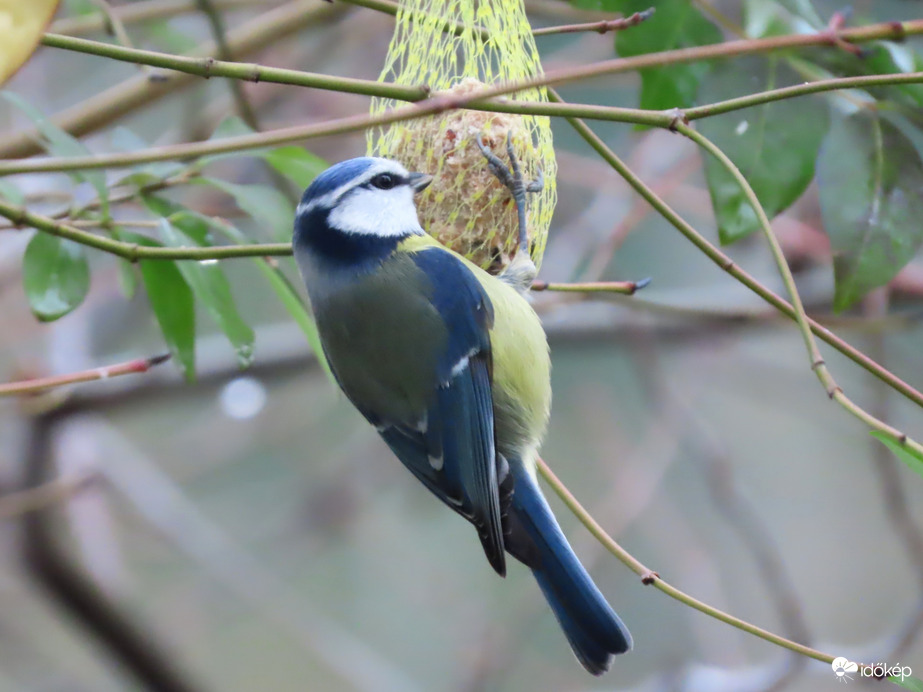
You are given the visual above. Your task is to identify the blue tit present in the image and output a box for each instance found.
[292,156,632,674]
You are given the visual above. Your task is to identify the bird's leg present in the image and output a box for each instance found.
[476,132,543,256]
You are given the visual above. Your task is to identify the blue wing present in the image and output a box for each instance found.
[376,248,508,576]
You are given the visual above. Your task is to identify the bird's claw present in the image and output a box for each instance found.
[475,132,542,255]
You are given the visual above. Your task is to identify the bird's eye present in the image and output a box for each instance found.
[370,173,399,190]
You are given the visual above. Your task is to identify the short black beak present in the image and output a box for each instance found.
[408,172,433,193]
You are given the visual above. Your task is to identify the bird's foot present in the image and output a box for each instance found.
[476,132,543,255]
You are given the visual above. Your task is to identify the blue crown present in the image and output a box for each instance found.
[302,157,378,203]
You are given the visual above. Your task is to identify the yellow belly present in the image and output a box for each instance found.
[399,234,552,456]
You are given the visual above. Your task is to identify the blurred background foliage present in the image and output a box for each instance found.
[1,0,923,691]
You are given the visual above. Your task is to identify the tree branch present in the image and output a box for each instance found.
[0,200,290,260]
[4,71,923,176]
[0,354,170,397]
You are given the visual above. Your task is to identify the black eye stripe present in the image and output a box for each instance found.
[368,173,403,190]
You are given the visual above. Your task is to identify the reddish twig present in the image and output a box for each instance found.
[532,8,655,37]
[0,354,170,397]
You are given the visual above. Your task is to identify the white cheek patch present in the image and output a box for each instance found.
[328,186,424,238]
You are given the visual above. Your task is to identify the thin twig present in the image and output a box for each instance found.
[532,279,649,295]
[532,8,655,37]
[0,354,171,397]
[536,458,841,665]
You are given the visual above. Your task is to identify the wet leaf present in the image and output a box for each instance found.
[126,233,196,380]
[817,112,923,311]
[699,57,829,243]
[157,218,255,368]
[204,215,333,382]
[22,233,90,321]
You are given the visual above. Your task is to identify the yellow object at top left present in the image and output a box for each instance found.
[0,0,60,85]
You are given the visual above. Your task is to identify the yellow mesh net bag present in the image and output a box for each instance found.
[367,0,556,275]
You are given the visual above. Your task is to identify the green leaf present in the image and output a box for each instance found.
[891,675,923,691]
[699,57,829,243]
[614,0,721,111]
[201,215,334,383]
[264,146,327,189]
[871,431,923,479]
[126,233,196,380]
[156,219,255,368]
[201,178,295,241]
[817,112,923,311]
[141,195,213,245]
[22,233,90,321]
[140,259,196,380]
[1,92,110,217]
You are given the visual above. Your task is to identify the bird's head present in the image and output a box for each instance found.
[294,157,432,247]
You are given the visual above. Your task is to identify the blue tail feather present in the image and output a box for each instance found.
[508,460,632,675]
